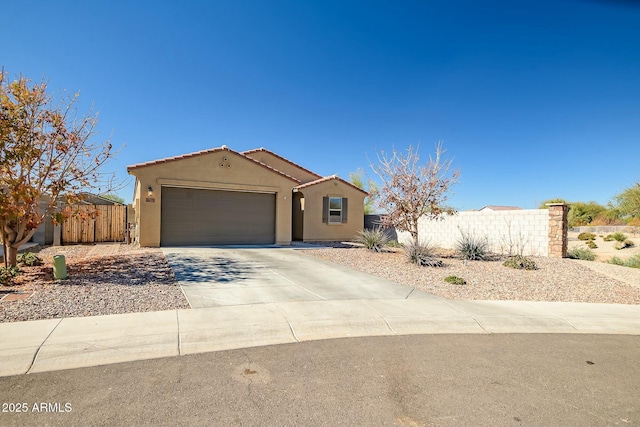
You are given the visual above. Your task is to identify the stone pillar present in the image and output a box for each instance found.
[547,203,569,258]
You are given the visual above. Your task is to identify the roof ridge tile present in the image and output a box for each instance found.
[242,147,323,179]
[127,146,301,183]
[294,175,368,195]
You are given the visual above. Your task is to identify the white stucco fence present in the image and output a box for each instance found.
[394,209,550,256]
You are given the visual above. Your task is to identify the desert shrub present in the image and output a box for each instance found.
[625,255,640,268]
[586,240,598,249]
[603,235,613,242]
[607,255,640,268]
[503,255,537,270]
[444,275,466,285]
[614,239,634,250]
[577,232,596,241]
[608,232,627,242]
[456,231,488,261]
[17,252,43,267]
[386,240,403,248]
[356,228,389,252]
[568,202,607,227]
[0,266,21,286]
[404,241,444,267]
[567,247,596,261]
[607,256,625,266]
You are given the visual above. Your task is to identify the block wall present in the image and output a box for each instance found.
[397,209,550,256]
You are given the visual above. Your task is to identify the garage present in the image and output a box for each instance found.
[161,187,276,246]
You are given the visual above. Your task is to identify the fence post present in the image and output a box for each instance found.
[53,223,62,246]
[547,203,569,258]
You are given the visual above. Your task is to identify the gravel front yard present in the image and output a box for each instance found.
[300,246,640,305]
[3,243,639,323]
[1,245,189,323]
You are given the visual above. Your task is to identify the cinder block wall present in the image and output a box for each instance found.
[397,209,550,256]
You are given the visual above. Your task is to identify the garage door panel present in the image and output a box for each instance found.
[161,187,275,246]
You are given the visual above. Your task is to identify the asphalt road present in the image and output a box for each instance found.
[0,334,638,427]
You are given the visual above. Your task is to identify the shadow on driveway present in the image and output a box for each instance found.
[161,247,425,308]
[164,254,257,285]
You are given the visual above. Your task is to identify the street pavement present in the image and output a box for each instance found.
[0,334,638,427]
[1,297,639,377]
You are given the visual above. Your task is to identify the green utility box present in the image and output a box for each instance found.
[53,255,68,280]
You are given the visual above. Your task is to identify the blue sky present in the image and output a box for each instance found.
[2,0,639,210]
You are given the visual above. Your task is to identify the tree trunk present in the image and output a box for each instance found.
[7,246,18,267]
[2,239,7,268]
[410,230,419,246]
[1,221,7,268]
[3,227,38,267]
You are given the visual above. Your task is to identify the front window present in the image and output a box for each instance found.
[329,197,342,223]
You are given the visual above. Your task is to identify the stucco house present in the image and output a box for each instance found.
[126,146,367,247]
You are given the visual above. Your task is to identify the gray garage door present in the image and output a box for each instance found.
[161,187,276,246]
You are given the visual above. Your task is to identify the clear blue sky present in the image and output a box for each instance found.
[2,0,639,210]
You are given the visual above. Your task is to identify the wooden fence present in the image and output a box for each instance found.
[62,205,127,243]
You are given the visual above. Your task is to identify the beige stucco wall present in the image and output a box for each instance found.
[244,150,320,184]
[297,179,365,241]
[128,149,298,247]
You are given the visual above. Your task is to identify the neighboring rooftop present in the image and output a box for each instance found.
[478,205,523,211]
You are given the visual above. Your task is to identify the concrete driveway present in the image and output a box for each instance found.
[162,247,435,307]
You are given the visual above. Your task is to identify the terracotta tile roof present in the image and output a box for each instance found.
[242,147,323,179]
[126,146,301,183]
[126,146,228,171]
[294,175,369,195]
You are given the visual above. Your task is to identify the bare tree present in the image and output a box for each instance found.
[499,219,531,256]
[0,71,118,266]
[369,142,459,244]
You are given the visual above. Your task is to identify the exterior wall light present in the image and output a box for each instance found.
[147,186,153,197]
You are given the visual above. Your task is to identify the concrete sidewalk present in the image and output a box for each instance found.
[1,298,639,377]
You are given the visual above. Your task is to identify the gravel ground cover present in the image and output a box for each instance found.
[3,242,639,323]
[300,246,640,304]
[0,245,189,323]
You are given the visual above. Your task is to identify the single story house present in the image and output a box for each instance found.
[126,146,367,246]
